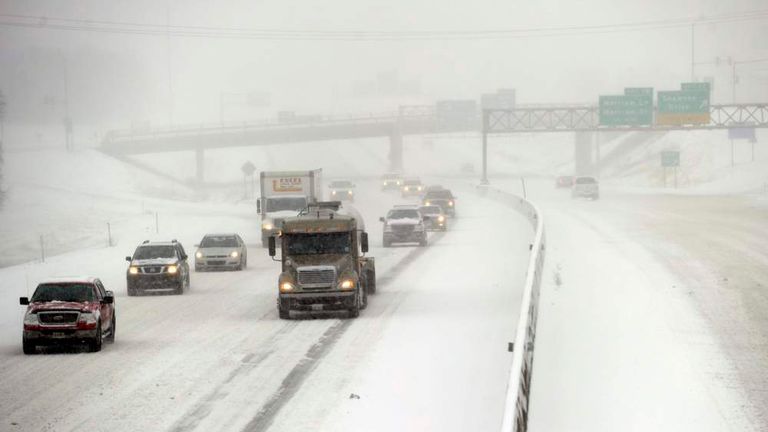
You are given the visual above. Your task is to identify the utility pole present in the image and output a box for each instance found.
[166,1,174,127]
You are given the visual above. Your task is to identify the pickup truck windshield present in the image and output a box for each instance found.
[266,197,307,212]
[134,245,177,260]
[32,283,95,303]
[285,232,351,255]
[201,236,238,248]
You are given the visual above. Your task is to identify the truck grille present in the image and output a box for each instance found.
[38,311,79,324]
[141,265,165,274]
[392,225,414,234]
[297,266,336,289]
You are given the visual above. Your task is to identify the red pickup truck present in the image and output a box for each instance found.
[20,277,116,354]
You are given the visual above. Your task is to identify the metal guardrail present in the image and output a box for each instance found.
[475,184,545,432]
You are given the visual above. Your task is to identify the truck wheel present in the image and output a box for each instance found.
[348,290,361,318]
[89,322,103,352]
[105,315,116,343]
[366,269,376,295]
[175,281,184,295]
[360,285,368,310]
[22,338,36,355]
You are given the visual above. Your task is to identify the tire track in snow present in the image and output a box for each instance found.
[241,232,445,432]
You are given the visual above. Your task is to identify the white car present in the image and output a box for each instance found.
[571,176,600,200]
[195,233,248,271]
[329,180,356,202]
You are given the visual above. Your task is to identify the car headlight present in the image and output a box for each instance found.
[417,186,422,191]
[438,215,445,222]
[230,251,239,258]
[280,281,295,292]
[382,181,387,186]
[24,313,39,325]
[195,251,203,259]
[167,265,178,274]
[425,200,431,206]
[339,279,355,290]
[78,312,97,325]
[262,221,274,230]
[347,190,353,195]
[397,181,402,185]
[448,201,454,206]
[332,190,337,195]
[129,266,139,275]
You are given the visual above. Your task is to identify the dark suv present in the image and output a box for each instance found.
[126,240,190,295]
[422,189,456,217]
[20,277,116,354]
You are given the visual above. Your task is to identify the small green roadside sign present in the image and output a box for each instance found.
[661,151,680,167]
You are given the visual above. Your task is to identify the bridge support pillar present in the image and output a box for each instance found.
[389,129,403,172]
[195,147,204,184]
[574,132,595,176]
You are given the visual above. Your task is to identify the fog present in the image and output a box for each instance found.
[1,2,768,432]
[2,0,766,132]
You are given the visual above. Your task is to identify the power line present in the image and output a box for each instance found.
[1,10,767,41]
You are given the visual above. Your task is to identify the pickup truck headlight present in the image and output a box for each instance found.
[167,265,178,274]
[438,215,445,222]
[448,200,454,206]
[24,313,39,325]
[332,190,337,195]
[77,312,97,325]
[425,200,431,205]
[129,266,139,275]
[280,281,295,292]
[195,251,203,259]
[347,190,353,195]
[230,251,239,258]
[417,186,423,191]
[339,279,356,290]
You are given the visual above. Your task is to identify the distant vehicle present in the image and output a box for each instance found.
[380,205,427,247]
[556,175,575,188]
[257,169,323,247]
[418,205,447,231]
[19,277,116,354]
[125,240,191,295]
[269,201,375,319]
[572,176,600,200]
[328,180,356,202]
[422,188,457,217]
[401,178,424,198]
[195,233,247,271]
[381,173,403,191]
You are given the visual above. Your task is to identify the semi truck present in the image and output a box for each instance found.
[268,201,376,319]
[257,169,323,247]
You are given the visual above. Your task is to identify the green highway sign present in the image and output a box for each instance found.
[599,94,653,126]
[657,90,710,125]
[661,151,680,167]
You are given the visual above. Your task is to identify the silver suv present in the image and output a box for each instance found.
[572,176,600,200]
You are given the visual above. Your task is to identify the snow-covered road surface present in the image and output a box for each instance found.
[0,179,531,432]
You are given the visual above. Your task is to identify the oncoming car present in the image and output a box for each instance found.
[418,205,447,231]
[381,173,403,191]
[19,277,115,354]
[422,188,456,216]
[401,178,424,198]
[328,180,356,202]
[195,233,247,271]
[126,240,190,295]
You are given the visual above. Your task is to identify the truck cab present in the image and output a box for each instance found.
[269,202,376,319]
[258,169,323,247]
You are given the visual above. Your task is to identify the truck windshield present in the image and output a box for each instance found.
[31,283,95,303]
[266,197,307,212]
[285,232,351,255]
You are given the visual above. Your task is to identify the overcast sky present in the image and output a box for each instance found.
[1,0,766,130]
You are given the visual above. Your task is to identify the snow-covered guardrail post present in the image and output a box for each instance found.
[474,183,545,432]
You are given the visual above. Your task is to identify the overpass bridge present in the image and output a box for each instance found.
[101,107,474,182]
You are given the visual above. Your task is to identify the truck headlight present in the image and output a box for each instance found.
[448,200,454,206]
[438,215,445,222]
[397,181,402,185]
[347,190,353,195]
[417,186,422,191]
[195,251,203,259]
[77,312,97,325]
[167,265,178,274]
[332,190,337,195]
[339,279,355,290]
[425,200,430,205]
[24,313,39,325]
[262,221,274,230]
[230,251,239,258]
[129,266,139,275]
[280,281,295,292]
